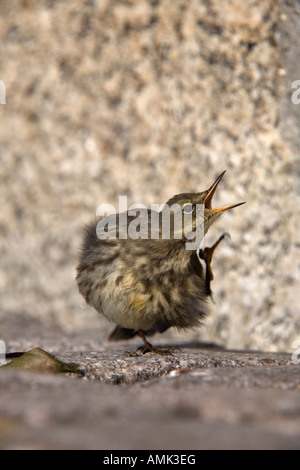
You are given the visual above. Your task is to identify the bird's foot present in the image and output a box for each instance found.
[138,345,175,356]
[138,330,174,355]
[124,345,174,356]
[199,233,230,278]
[124,330,176,356]
[124,349,140,357]
[199,232,230,297]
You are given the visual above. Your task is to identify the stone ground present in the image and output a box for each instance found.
[0,314,299,450]
[0,0,300,353]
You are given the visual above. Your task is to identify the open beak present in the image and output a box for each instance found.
[204,171,245,214]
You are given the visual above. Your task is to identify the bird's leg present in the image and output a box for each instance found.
[138,330,155,351]
[124,330,161,356]
[129,330,174,356]
[199,233,230,297]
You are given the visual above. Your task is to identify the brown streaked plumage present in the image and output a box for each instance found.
[76,171,245,352]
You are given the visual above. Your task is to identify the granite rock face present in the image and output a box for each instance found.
[0,0,300,351]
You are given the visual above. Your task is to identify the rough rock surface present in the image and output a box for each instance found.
[0,0,299,352]
[1,314,300,450]
[1,364,300,450]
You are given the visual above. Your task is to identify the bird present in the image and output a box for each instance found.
[76,171,245,353]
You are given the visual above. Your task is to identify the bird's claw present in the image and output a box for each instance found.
[124,346,174,356]
[199,233,230,296]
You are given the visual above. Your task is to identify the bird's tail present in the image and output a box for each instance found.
[108,321,170,341]
[108,326,137,341]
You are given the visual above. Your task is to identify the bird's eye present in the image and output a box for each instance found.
[183,203,193,213]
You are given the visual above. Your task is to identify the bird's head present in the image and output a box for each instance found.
[163,171,245,245]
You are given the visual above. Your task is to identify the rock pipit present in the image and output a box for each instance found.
[76,171,245,353]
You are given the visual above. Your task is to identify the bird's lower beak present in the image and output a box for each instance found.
[204,171,245,214]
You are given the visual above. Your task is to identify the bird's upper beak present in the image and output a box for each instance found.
[204,170,245,214]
